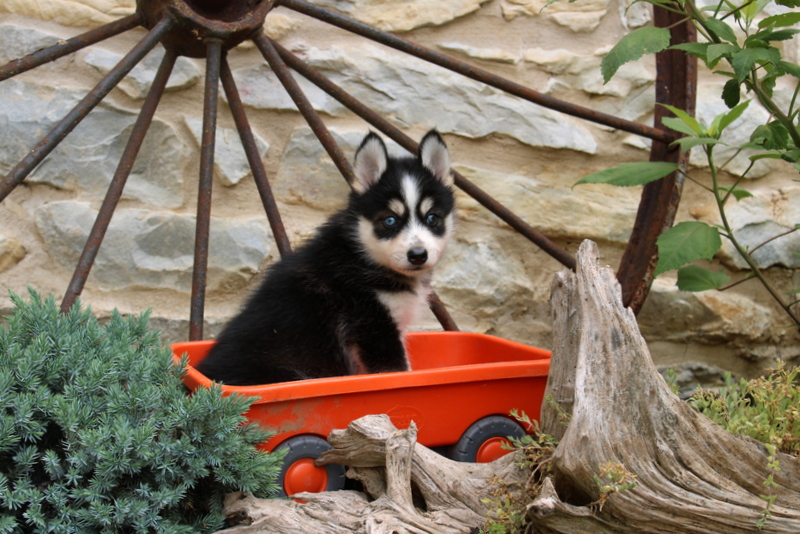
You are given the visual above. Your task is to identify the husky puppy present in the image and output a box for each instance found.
[196,130,455,385]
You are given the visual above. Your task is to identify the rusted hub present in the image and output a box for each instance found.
[137,0,275,57]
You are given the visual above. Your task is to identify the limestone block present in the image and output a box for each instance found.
[84,46,202,99]
[715,187,800,269]
[619,0,651,28]
[263,12,302,40]
[184,117,269,187]
[247,44,598,153]
[435,234,535,313]
[523,48,601,76]
[526,47,655,98]
[453,165,639,243]
[229,63,348,116]
[35,201,271,293]
[549,11,605,32]
[275,127,406,210]
[0,23,62,65]
[0,0,134,27]
[0,79,187,208]
[501,0,610,31]
[658,363,727,399]
[0,236,26,273]
[309,0,489,32]
[439,43,520,65]
[638,278,774,344]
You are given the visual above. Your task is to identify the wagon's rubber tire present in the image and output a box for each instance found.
[274,435,347,498]
[446,415,526,463]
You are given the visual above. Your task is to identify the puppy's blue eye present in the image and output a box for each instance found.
[425,213,439,226]
[383,216,398,228]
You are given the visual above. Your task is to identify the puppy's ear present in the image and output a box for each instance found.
[352,132,388,194]
[419,130,452,187]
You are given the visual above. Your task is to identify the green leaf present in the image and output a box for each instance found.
[717,99,751,134]
[655,221,722,276]
[662,117,702,137]
[660,104,705,135]
[707,43,738,67]
[778,61,800,80]
[742,0,770,24]
[671,137,724,152]
[749,28,800,42]
[776,0,800,8]
[722,79,741,108]
[670,42,710,60]
[705,17,738,44]
[718,185,753,201]
[731,47,782,82]
[759,12,800,28]
[601,27,671,83]
[574,161,678,187]
[677,265,731,291]
[751,122,790,150]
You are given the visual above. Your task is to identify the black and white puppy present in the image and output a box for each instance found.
[196,130,455,385]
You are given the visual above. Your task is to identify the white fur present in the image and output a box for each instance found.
[378,281,432,334]
[420,134,453,186]
[352,136,388,193]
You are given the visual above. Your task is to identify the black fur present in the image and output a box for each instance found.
[196,131,454,386]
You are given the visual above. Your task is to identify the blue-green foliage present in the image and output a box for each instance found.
[0,289,281,533]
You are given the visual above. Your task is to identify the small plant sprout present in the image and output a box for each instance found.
[593,462,638,512]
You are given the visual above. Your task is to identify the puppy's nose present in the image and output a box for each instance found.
[407,247,428,265]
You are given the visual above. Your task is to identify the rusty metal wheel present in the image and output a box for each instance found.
[0,0,696,340]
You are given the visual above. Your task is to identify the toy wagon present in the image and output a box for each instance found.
[172,331,550,497]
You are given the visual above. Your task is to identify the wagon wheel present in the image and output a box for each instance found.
[0,0,696,340]
[274,434,347,497]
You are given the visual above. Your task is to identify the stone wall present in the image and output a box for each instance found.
[1,0,798,387]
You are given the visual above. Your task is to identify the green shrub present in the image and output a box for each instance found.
[0,289,281,533]
[688,365,800,457]
[688,365,800,528]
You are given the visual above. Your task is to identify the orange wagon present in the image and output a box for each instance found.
[172,331,550,497]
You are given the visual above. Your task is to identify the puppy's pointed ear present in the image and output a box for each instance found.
[352,132,388,194]
[419,130,452,187]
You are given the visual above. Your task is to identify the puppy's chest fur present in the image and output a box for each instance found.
[376,278,432,334]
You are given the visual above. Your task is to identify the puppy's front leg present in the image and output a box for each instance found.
[350,323,410,375]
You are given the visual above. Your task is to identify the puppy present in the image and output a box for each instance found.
[196,130,455,385]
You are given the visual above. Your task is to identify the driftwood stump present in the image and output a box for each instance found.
[216,240,800,533]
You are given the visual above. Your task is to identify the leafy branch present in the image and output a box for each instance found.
[573,0,800,328]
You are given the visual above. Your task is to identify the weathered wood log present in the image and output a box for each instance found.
[532,240,800,533]
[219,415,527,533]
[215,239,800,534]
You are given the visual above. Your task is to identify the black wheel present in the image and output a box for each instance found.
[274,435,346,498]
[447,415,526,464]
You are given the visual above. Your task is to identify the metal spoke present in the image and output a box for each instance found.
[189,39,223,341]
[0,15,174,203]
[253,33,355,185]
[279,0,675,145]
[270,39,576,270]
[0,14,143,81]
[59,48,178,314]
[220,55,293,258]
